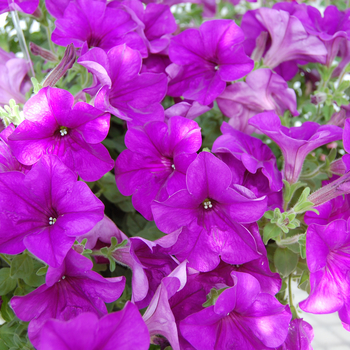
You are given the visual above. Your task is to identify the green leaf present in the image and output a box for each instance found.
[133,221,165,241]
[0,268,16,295]
[36,266,48,276]
[274,248,299,277]
[298,269,310,293]
[10,254,34,280]
[126,213,148,236]
[263,223,282,244]
[0,295,15,322]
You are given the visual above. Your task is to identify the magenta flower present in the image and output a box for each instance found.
[39,303,149,350]
[249,111,343,184]
[115,116,202,220]
[45,0,70,18]
[277,318,314,350]
[51,0,147,56]
[0,124,30,173]
[213,122,283,194]
[0,48,31,107]
[216,68,298,134]
[167,19,254,105]
[241,8,327,80]
[152,152,267,271]
[164,99,212,121]
[299,219,350,329]
[0,0,39,14]
[180,271,291,350]
[11,249,125,348]
[78,44,167,126]
[0,155,104,267]
[8,87,114,182]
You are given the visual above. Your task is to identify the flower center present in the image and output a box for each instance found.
[49,217,57,225]
[171,164,175,170]
[59,126,68,136]
[203,199,213,210]
[214,65,220,70]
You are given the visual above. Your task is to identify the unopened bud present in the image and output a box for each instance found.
[30,42,58,62]
[310,92,327,105]
[43,44,76,88]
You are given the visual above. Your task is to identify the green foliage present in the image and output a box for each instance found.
[274,247,299,278]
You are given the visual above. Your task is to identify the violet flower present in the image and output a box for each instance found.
[299,219,350,329]
[39,303,149,350]
[115,116,202,220]
[152,152,267,271]
[249,111,343,184]
[164,99,212,121]
[78,44,167,126]
[180,271,291,350]
[51,0,147,56]
[216,68,298,134]
[8,87,114,182]
[0,124,30,173]
[0,48,31,107]
[241,8,327,80]
[10,249,125,348]
[0,155,104,267]
[167,19,254,105]
[277,318,314,350]
[0,0,39,14]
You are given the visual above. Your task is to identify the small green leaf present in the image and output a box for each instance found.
[274,248,299,278]
[10,254,34,279]
[263,223,282,244]
[0,268,16,295]
[298,234,307,259]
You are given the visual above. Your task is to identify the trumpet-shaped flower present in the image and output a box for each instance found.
[0,155,104,267]
[8,87,114,182]
[39,303,149,350]
[249,111,343,183]
[10,249,125,348]
[115,116,202,220]
[167,19,254,105]
[78,44,167,126]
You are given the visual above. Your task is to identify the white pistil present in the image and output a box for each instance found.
[49,216,57,225]
[60,127,68,136]
[171,164,175,170]
[214,65,219,70]
[203,200,213,210]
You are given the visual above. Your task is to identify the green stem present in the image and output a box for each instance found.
[45,25,55,53]
[299,165,323,180]
[0,253,11,266]
[288,274,299,319]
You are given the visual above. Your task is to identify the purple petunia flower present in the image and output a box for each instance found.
[10,248,125,348]
[164,99,212,121]
[277,318,314,350]
[216,68,298,134]
[115,116,202,220]
[249,111,343,184]
[152,152,267,271]
[0,48,31,107]
[8,87,114,182]
[0,0,39,14]
[180,271,291,350]
[167,19,254,105]
[78,44,167,126]
[241,7,327,80]
[39,303,149,350]
[51,0,147,56]
[0,155,104,267]
[0,124,30,173]
[299,219,350,329]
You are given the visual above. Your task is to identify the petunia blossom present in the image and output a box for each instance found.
[167,19,254,105]
[0,0,39,14]
[180,271,292,350]
[299,219,350,329]
[152,152,268,271]
[78,44,167,126]
[8,87,114,182]
[10,249,125,348]
[249,111,343,184]
[39,303,149,350]
[0,48,31,107]
[241,7,327,80]
[0,155,104,267]
[216,68,298,134]
[115,116,202,220]
[51,0,147,56]
[0,124,30,173]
